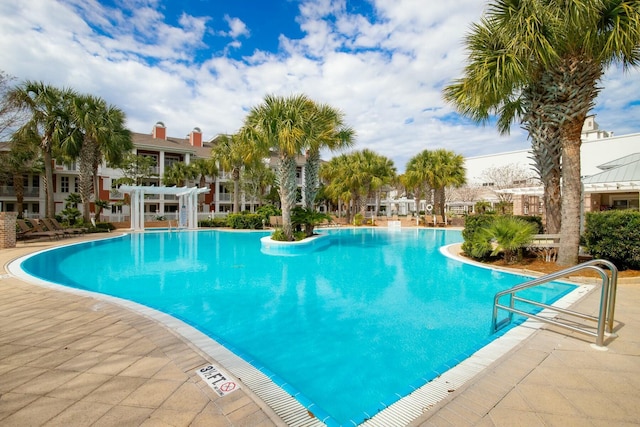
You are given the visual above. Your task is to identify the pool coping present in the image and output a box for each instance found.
[4,231,596,427]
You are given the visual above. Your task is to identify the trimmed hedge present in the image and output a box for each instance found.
[227,213,264,229]
[198,218,228,228]
[583,210,640,270]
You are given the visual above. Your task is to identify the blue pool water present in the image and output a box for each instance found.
[20,228,575,425]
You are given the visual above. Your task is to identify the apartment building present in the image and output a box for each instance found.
[0,121,311,223]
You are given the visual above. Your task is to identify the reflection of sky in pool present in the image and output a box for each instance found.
[21,228,575,425]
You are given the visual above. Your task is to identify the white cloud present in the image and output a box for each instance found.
[0,0,636,173]
[222,15,250,39]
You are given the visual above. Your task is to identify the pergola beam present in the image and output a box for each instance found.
[119,185,210,231]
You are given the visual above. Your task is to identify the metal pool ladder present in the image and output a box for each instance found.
[491,259,618,349]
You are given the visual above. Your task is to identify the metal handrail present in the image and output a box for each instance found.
[491,259,618,348]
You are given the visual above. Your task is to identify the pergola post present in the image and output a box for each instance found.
[120,185,209,231]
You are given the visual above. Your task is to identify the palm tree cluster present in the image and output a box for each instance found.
[444,0,640,265]
[8,81,133,223]
[320,149,396,224]
[403,149,466,219]
[230,94,356,241]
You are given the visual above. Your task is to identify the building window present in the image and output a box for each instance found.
[32,175,39,188]
[74,177,79,193]
[165,154,182,170]
[61,176,69,193]
[482,182,494,187]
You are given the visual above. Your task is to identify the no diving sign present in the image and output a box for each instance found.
[196,364,239,397]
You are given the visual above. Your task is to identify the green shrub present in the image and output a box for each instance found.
[271,228,288,241]
[291,207,331,236]
[256,205,281,221]
[462,214,495,258]
[354,213,364,226]
[463,214,537,262]
[583,210,640,270]
[227,213,264,229]
[198,218,228,228]
[486,216,538,263]
[515,215,543,233]
[91,222,115,233]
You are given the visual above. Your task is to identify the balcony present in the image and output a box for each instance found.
[110,189,124,200]
[0,187,40,197]
[218,193,232,202]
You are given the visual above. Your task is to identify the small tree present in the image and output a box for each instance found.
[94,199,110,222]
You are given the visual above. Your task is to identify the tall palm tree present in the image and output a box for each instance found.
[62,94,132,222]
[320,154,359,223]
[352,149,396,218]
[405,149,466,220]
[211,133,256,213]
[10,81,73,217]
[242,94,314,240]
[444,0,640,265]
[303,102,355,210]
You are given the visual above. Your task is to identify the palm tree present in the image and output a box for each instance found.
[405,149,466,221]
[444,0,640,265]
[10,81,73,217]
[61,94,132,222]
[211,133,256,213]
[191,158,218,189]
[242,94,314,240]
[352,149,396,219]
[320,154,356,222]
[303,102,355,211]
[163,162,197,187]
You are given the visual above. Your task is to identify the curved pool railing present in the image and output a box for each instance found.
[491,259,618,349]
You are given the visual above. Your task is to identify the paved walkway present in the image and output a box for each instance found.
[1,234,639,426]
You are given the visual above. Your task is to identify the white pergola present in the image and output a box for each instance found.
[119,185,210,231]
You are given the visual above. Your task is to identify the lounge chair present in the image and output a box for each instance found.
[41,218,75,237]
[32,219,67,238]
[43,218,83,236]
[16,219,61,240]
[50,217,88,234]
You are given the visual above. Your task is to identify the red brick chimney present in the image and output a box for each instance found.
[152,121,166,140]
[189,127,203,147]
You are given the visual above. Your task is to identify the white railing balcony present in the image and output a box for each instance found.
[110,189,124,200]
[218,194,232,202]
[0,187,41,197]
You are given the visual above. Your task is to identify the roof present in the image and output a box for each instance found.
[595,153,640,171]
[583,155,640,185]
[131,132,214,158]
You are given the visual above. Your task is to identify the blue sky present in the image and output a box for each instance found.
[1,0,638,170]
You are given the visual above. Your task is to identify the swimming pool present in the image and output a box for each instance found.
[17,228,575,425]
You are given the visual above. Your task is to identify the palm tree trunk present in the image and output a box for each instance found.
[43,149,54,218]
[304,149,320,210]
[13,173,24,218]
[78,141,95,222]
[554,57,601,265]
[232,168,241,213]
[279,155,297,240]
[557,134,582,265]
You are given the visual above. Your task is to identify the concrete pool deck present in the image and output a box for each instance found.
[1,233,639,426]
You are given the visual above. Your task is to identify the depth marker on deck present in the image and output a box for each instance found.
[196,364,239,396]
